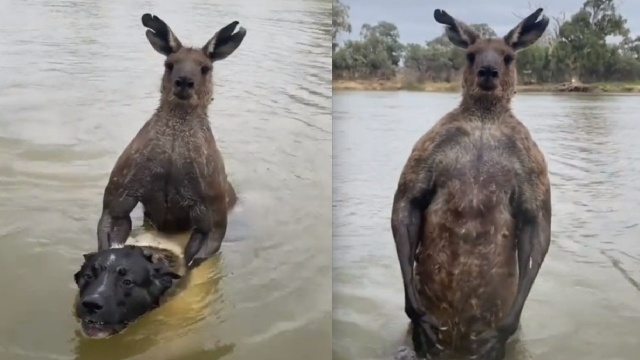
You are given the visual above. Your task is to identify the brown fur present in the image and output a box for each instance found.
[391,9,551,360]
[97,14,246,269]
[408,112,546,349]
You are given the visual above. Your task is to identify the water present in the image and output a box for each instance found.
[0,0,332,359]
[333,91,640,360]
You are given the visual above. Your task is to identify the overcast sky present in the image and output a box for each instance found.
[339,0,640,44]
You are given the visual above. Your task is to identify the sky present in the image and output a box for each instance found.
[338,0,640,44]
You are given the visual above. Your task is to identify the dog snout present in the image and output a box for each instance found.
[81,296,105,314]
[174,76,194,90]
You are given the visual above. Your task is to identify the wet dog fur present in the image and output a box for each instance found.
[74,232,188,339]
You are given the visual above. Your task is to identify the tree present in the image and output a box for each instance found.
[332,0,640,85]
[553,0,630,81]
[333,21,405,80]
[582,0,629,39]
[332,0,352,53]
[404,43,453,81]
[359,21,405,66]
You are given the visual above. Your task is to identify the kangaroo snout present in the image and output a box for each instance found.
[174,76,194,90]
[477,65,498,79]
[172,75,195,100]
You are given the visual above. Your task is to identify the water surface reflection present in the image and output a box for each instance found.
[0,0,332,359]
[333,91,640,360]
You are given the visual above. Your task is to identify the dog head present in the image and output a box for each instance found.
[73,245,182,338]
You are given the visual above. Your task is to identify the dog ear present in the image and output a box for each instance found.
[138,247,182,280]
[136,246,161,264]
[142,248,156,262]
[154,265,182,281]
[82,252,97,262]
[73,270,82,285]
[151,261,182,287]
[147,261,182,302]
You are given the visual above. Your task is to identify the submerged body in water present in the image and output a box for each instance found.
[413,120,519,351]
[73,229,218,340]
[391,8,552,360]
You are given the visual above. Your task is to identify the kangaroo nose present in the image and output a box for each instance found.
[477,66,499,79]
[174,76,194,90]
[81,296,104,314]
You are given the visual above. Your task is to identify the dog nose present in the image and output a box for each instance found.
[477,66,499,79]
[174,76,194,90]
[81,296,104,314]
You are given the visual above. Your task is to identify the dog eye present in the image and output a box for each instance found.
[123,279,133,287]
[83,273,93,281]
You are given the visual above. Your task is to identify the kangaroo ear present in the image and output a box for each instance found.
[202,21,247,62]
[433,9,479,49]
[503,8,549,51]
[141,13,183,56]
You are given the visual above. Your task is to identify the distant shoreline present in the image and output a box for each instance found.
[332,79,640,94]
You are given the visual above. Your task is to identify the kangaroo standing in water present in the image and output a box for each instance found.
[391,9,551,360]
[97,14,246,269]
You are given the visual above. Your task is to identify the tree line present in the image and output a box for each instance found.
[332,0,640,84]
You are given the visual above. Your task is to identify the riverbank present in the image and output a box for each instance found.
[333,78,640,93]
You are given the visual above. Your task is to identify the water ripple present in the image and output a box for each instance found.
[334,91,640,360]
[0,0,331,360]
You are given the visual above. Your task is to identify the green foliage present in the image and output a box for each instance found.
[333,21,404,79]
[332,0,351,53]
[332,0,640,84]
[360,21,405,66]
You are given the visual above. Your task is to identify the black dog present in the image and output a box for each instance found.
[73,244,183,338]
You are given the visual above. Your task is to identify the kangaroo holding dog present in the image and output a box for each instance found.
[391,9,551,360]
[97,14,246,269]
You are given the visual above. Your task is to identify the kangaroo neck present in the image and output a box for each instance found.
[458,93,511,121]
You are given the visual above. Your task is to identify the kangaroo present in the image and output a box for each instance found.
[391,9,551,360]
[97,14,247,269]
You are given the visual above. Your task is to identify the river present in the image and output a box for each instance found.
[333,91,640,360]
[0,0,332,359]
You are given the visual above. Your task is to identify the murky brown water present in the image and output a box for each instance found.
[333,91,640,360]
[0,0,332,359]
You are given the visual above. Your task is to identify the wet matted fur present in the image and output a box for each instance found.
[391,8,551,360]
[97,13,247,270]
[73,230,219,342]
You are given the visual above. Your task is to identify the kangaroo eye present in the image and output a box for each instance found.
[165,62,174,71]
[466,53,475,64]
[83,273,93,281]
[504,54,514,66]
[201,65,211,75]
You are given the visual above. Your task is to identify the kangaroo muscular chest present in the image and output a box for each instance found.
[132,128,225,207]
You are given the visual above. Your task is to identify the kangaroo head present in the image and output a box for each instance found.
[141,14,247,110]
